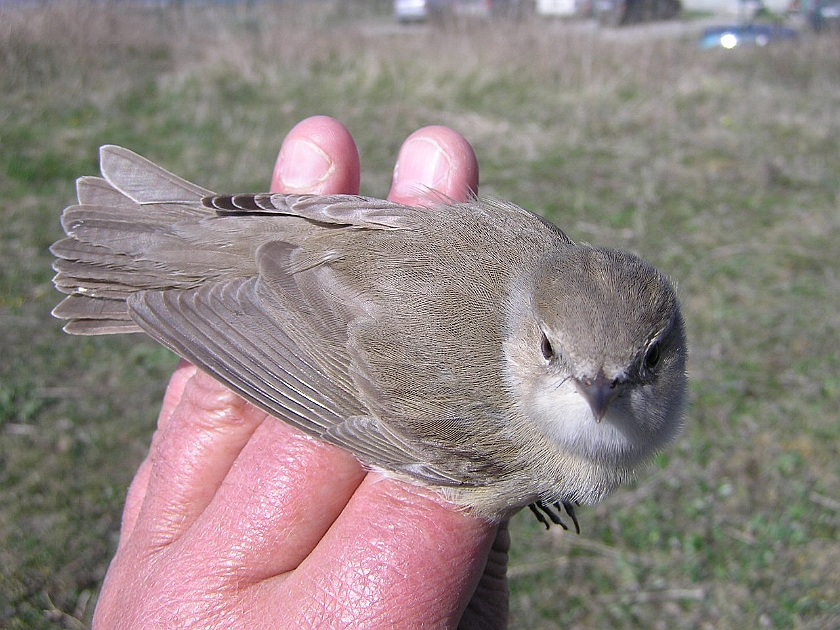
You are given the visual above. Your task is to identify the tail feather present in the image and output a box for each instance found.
[52,145,350,335]
[77,176,137,208]
[52,295,142,335]
[61,203,207,236]
[52,253,183,297]
[63,318,143,335]
[98,145,213,204]
[51,147,223,334]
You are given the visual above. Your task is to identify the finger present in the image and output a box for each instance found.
[271,115,361,194]
[388,125,479,205]
[177,414,365,580]
[115,456,152,552]
[458,521,511,629]
[155,360,198,432]
[117,360,198,546]
[249,475,499,628]
[129,370,271,548]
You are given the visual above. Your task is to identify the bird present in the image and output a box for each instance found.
[51,145,688,527]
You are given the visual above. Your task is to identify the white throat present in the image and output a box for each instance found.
[528,379,633,463]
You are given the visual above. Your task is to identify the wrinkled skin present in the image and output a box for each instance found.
[92,116,511,630]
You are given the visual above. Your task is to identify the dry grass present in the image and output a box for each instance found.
[1,3,839,628]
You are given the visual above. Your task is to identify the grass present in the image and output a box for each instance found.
[1,2,839,627]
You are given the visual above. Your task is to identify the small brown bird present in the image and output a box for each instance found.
[52,146,687,527]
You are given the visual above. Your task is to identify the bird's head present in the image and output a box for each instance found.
[504,246,687,470]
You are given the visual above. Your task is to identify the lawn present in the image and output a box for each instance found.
[1,2,838,628]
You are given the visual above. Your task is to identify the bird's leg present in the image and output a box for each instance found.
[558,500,581,535]
[528,503,553,530]
[527,500,582,533]
[529,501,570,531]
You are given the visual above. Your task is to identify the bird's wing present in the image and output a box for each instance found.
[126,236,461,484]
[129,275,357,438]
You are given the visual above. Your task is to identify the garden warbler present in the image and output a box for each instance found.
[51,146,687,527]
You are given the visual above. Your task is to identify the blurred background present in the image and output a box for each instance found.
[1,1,838,627]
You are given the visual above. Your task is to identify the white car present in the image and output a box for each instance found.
[535,0,579,16]
[395,0,430,21]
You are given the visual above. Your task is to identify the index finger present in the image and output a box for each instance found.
[388,126,479,204]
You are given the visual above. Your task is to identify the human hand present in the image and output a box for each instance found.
[92,116,510,629]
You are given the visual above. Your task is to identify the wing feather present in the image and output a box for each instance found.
[127,279,440,474]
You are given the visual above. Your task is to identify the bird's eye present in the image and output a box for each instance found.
[645,342,661,370]
[540,332,555,361]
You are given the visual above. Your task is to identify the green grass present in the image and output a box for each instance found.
[2,2,839,627]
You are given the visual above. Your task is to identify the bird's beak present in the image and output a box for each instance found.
[575,372,624,422]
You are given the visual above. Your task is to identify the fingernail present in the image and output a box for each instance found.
[391,136,452,198]
[275,137,334,191]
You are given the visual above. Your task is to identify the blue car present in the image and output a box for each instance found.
[699,23,799,48]
[809,0,840,31]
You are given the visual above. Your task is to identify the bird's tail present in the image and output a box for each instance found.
[51,145,221,335]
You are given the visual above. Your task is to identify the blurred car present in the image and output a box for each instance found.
[593,0,680,25]
[395,0,492,22]
[534,0,597,17]
[809,0,840,30]
[699,23,799,48]
[395,0,430,22]
[535,0,578,16]
[451,0,493,17]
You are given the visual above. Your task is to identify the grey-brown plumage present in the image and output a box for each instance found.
[52,146,687,521]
